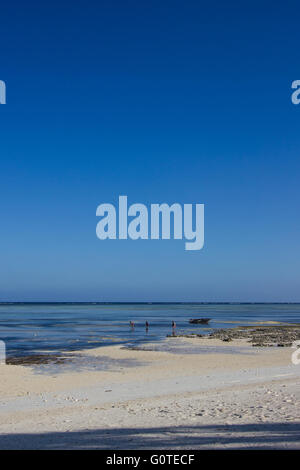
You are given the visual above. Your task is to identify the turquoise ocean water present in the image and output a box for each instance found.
[0,303,299,358]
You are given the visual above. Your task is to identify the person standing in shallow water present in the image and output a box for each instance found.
[172,321,176,336]
[130,321,135,330]
[145,321,149,332]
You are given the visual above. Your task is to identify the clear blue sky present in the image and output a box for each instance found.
[0,1,299,302]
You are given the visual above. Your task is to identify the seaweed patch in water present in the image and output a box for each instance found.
[7,353,72,366]
[6,353,145,375]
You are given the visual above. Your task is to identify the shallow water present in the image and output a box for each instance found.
[124,338,258,355]
[0,303,299,358]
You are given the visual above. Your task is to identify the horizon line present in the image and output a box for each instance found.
[1,301,300,305]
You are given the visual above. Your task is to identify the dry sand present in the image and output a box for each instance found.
[0,337,299,449]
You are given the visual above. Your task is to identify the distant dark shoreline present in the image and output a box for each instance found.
[1,302,300,306]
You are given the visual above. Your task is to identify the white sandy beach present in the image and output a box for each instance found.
[0,337,299,449]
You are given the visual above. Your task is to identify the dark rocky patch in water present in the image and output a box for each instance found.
[7,353,72,366]
[6,352,145,374]
[170,324,300,347]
